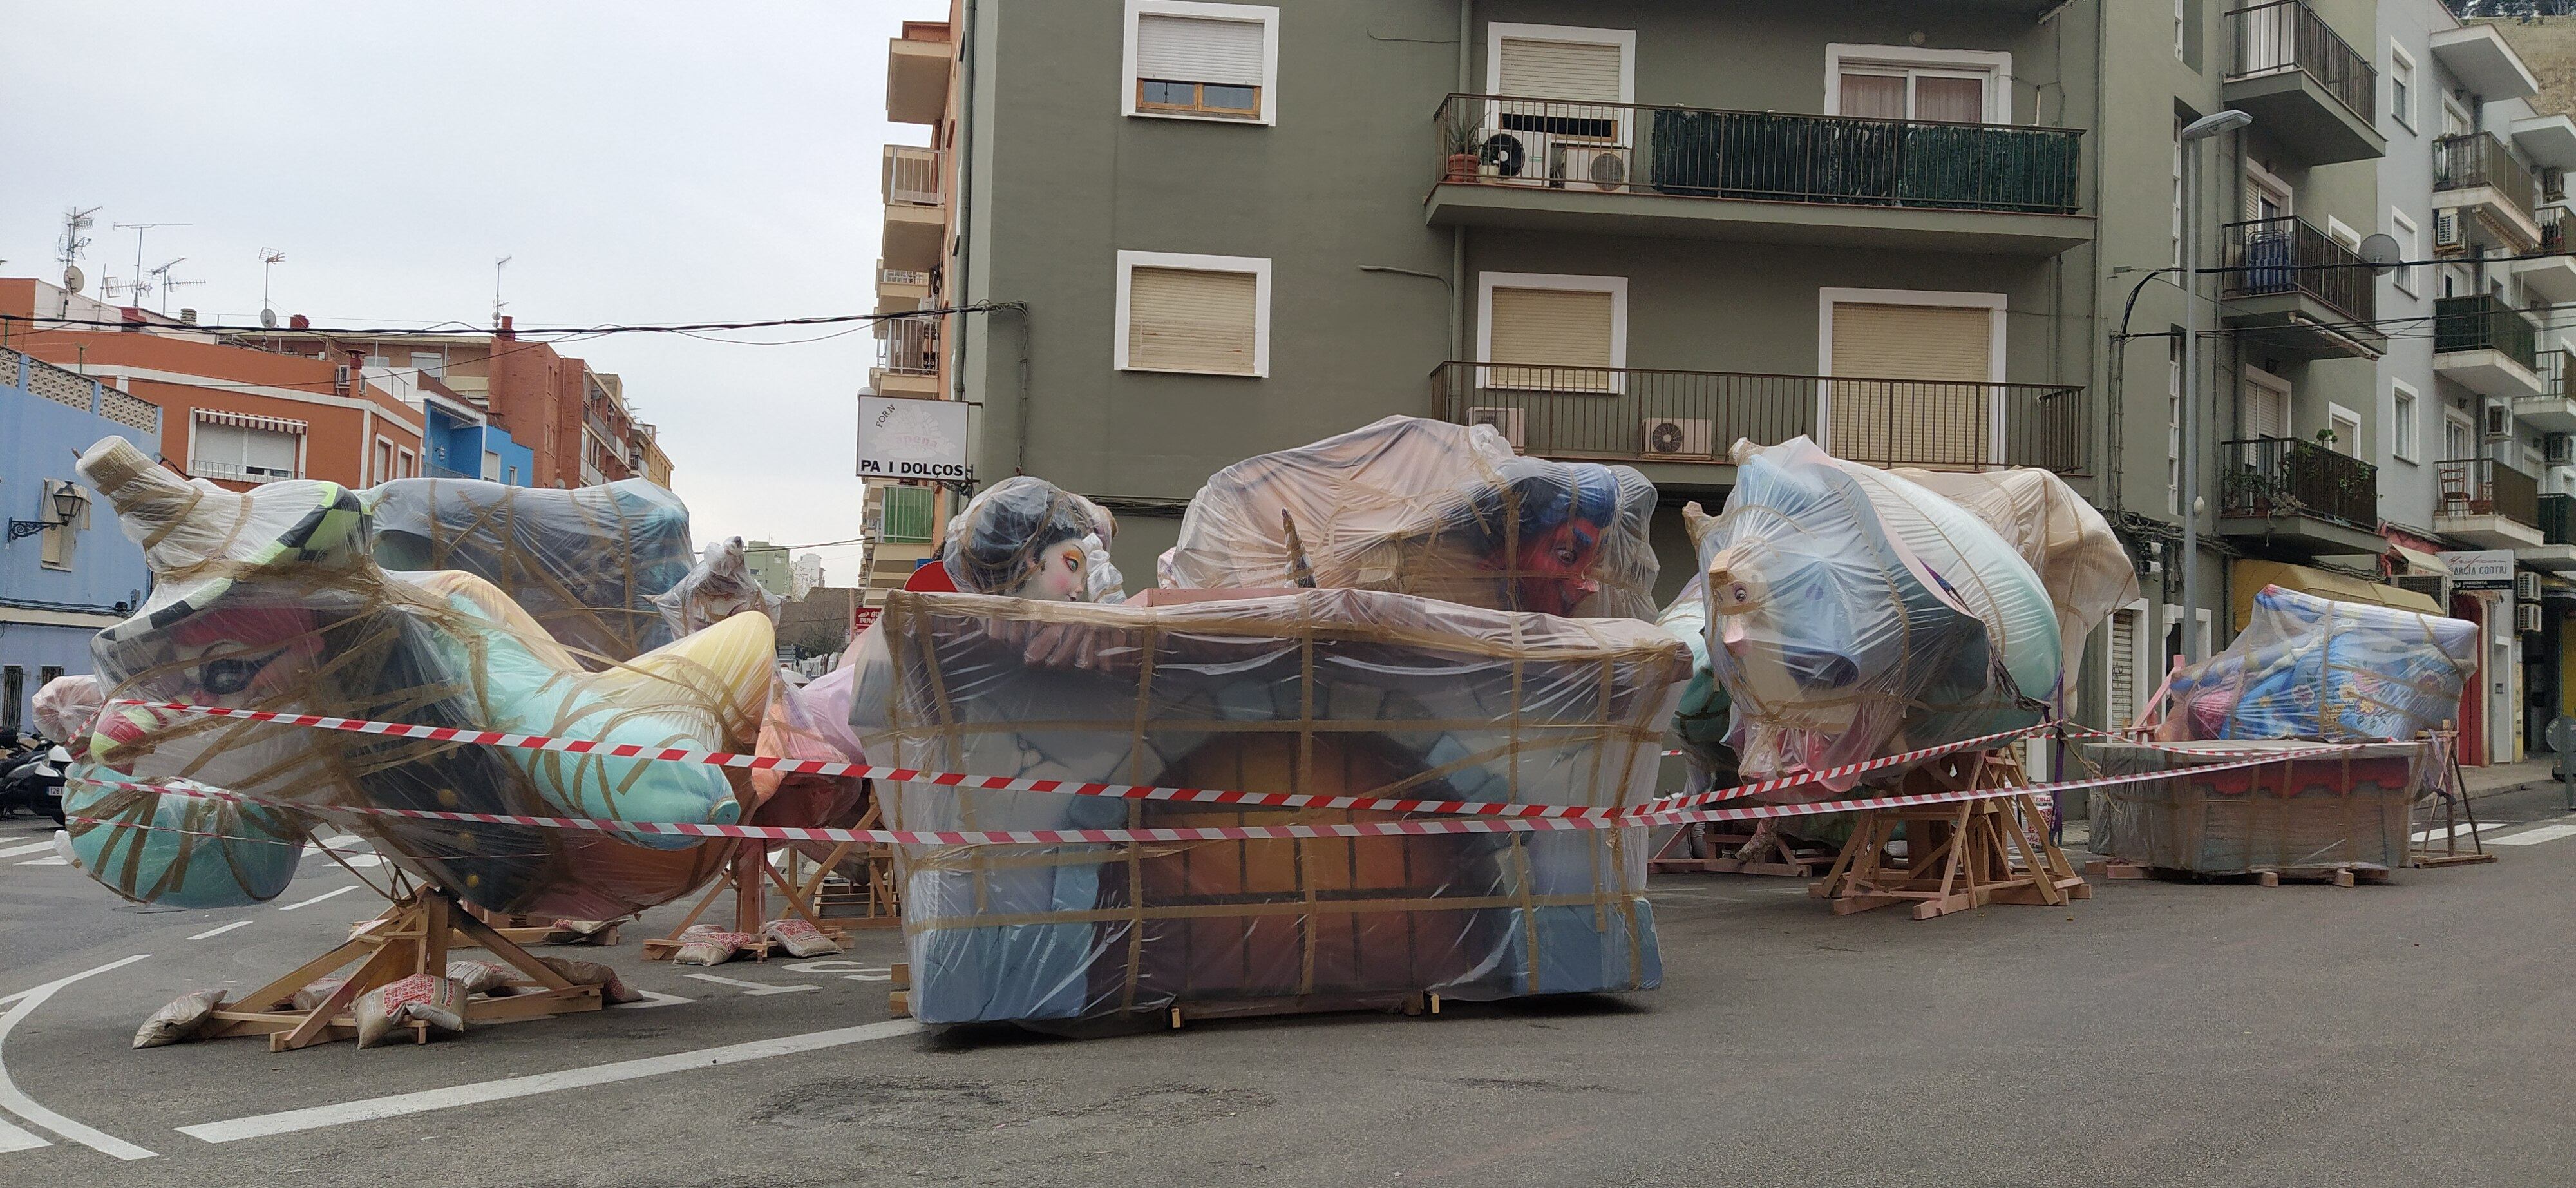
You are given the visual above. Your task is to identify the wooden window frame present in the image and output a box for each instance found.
[1122,0,1280,126]
[1134,77,1262,119]
[1114,249,1272,378]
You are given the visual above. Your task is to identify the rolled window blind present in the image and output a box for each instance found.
[1828,302,1994,466]
[1487,286,1615,390]
[2107,608,2139,729]
[1496,37,1623,102]
[1137,14,1265,87]
[1128,266,1260,374]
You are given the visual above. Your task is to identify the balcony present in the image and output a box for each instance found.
[871,316,939,397]
[1428,361,2085,488]
[2434,132,2543,251]
[2436,457,2544,549]
[2434,294,2544,399]
[1424,95,2089,256]
[881,144,945,272]
[886,24,950,126]
[2513,207,2576,304]
[190,459,299,486]
[876,262,930,315]
[2221,1,2383,164]
[2217,437,2383,554]
[2219,216,2384,359]
[2517,350,2576,432]
[2523,493,2576,571]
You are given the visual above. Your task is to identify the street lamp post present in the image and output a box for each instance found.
[2178,108,2253,664]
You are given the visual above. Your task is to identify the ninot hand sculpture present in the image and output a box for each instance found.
[62,437,772,918]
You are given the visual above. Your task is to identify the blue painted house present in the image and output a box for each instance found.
[421,388,536,485]
[0,347,155,737]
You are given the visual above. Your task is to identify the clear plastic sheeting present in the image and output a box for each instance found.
[849,587,1687,1028]
[1653,575,1735,791]
[1689,437,2059,791]
[748,665,872,862]
[1162,416,1660,620]
[942,476,1124,602]
[2152,586,2477,742]
[32,673,104,743]
[2086,740,2426,874]
[64,436,770,917]
[654,536,785,638]
[365,476,695,664]
[1890,467,2137,696]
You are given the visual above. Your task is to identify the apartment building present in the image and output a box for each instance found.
[0,346,152,736]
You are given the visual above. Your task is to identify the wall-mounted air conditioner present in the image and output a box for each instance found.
[2486,401,2514,439]
[1639,417,1712,459]
[1550,141,1631,193]
[2434,210,2462,253]
[1466,406,1526,449]
[2392,572,2448,606]
[2518,601,2544,635]
[2517,570,2543,603]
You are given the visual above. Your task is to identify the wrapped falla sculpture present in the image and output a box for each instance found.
[59,437,773,917]
[2152,586,2476,742]
[1687,437,2062,792]
[653,535,786,638]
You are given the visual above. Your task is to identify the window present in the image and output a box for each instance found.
[1824,45,2011,124]
[363,353,392,372]
[1486,23,1637,151]
[2244,158,2291,221]
[2175,0,2186,62]
[2443,97,2469,138]
[2389,41,2415,131]
[2327,403,2360,456]
[2391,209,2418,295]
[1124,1,1278,125]
[398,446,417,479]
[1,667,19,734]
[2172,115,2186,268]
[191,415,302,484]
[1115,250,1271,376]
[2445,410,2474,460]
[375,438,395,484]
[1477,272,1628,394]
[2108,602,2149,730]
[1819,287,2006,468]
[2325,216,2361,254]
[2392,381,2420,462]
[2168,330,2184,515]
[2244,365,2291,440]
[879,485,937,544]
[482,450,502,482]
[410,350,446,379]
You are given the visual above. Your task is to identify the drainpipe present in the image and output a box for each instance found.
[1452,0,1470,365]
[952,0,977,408]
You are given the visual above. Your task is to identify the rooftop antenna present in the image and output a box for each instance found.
[147,258,202,315]
[258,249,286,328]
[57,206,100,317]
[493,255,512,329]
[111,221,188,309]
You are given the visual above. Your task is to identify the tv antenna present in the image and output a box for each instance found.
[258,249,287,325]
[58,207,100,310]
[111,221,188,308]
[148,258,203,314]
[493,255,512,327]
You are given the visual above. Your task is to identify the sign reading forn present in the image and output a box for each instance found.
[857,396,972,481]
[2439,549,2516,589]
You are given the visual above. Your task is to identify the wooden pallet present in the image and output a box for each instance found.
[882,963,1446,1028]
[1810,750,2089,920]
[199,889,600,1051]
[641,840,851,961]
[2083,858,2393,887]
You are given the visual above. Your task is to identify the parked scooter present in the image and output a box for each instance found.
[0,735,70,825]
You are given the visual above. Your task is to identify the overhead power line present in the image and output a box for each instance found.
[0,302,1016,340]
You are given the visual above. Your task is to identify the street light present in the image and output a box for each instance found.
[2177,108,2253,664]
[8,481,90,542]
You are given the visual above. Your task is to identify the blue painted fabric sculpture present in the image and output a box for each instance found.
[2157,586,2476,742]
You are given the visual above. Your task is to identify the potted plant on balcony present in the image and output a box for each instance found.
[1444,119,1486,184]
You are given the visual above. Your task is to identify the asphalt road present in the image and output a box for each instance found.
[4,788,2576,1188]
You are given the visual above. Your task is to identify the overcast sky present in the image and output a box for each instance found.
[1,1,947,582]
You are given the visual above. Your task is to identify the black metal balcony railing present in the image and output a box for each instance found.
[876,317,938,376]
[2222,215,2376,325]
[1433,94,2083,215]
[2438,457,2541,527]
[2224,0,2376,123]
[1428,361,2087,474]
[2219,437,2378,529]
[2434,294,2541,370]
[2434,132,2539,223]
[2542,492,2576,546]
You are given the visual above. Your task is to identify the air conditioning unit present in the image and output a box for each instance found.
[1639,417,1712,459]
[1550,141,1631,193]
[2518,570,2543,603]
[2518,600,2544,635]
[1479,131,1534,182]
[334,364,352,394]
[2434,209,2462,253]
[1466,406,1526,449]
[2392,571,2448,605]
[2486,401,2514,439]
[2552,434,2575,468]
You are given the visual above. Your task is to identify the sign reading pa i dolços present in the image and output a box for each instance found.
[857,395,973,481]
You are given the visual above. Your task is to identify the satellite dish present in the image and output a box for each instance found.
[260,307,278,329]
[2358,232,2403,276]
[62,265,84,294]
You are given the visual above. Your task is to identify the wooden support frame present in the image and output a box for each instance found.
[1809,750,2090,920]
[198,888,600,1051]
[1649,821,1837,877]
[641,840,853,961]
[2410,730,2496,868]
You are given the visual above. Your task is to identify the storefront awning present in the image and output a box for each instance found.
[193,408,308,434]
[2390,546,2448,576]
[2230,560,2444,630]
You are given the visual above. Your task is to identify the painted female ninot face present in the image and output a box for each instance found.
[1506,518,1604,617]
[1006,539,1090,602]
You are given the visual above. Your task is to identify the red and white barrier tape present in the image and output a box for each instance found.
[69,744,2343,848]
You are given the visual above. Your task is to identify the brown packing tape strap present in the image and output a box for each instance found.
[905,886,1647,935]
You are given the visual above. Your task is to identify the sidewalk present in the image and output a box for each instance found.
[2463,756,2559,800]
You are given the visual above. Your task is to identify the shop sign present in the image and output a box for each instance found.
[2439,550,2515,589]
[857,396,972,481]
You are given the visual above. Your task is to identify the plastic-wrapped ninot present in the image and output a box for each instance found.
[1162,416,1659,620]
[1653,575,1734,791]
[1689,437,2060,791]
[65,436,768,918]
[1891,467,2138,700]
[32,673,105,745]
[653,536,786,638]
[941,476,1125,602]
[365,475,695,663]
[2152,586,2476,742]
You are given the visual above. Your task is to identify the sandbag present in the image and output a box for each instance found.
[353,973,466,1048]
[133,989,223,1049]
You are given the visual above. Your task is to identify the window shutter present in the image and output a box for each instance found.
[1486,286,1615,390]
[1128,266,1260,374]
[2108,608,2140,729]
[193,421,245,466]
[1136,14,1265,87]
[1495,37,1624,102]
[1828,302,1994,466]
[244,427,299,474]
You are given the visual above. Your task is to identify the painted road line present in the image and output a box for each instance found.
[0,839,58,859]
[276,885,361,911]
[178,1019,929,1144]
[0,1113,46,1152]
[186,921,254,942]
[15,857,66,867]
[615,990,693,1010]
[683,973,819,996]
[2488,823,2576,847]
[0,954,158,1160]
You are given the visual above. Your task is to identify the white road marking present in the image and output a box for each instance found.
[682,973,819,996]
[276,885,361,911]
[0,839,59,859]
[2489,823,2576,847]
[614,989,693,1010]
[0,1113,45,1152]
[0,954,158,1160]
[15,857,67,867]
[186,921,254,941]
[779,959,891,981]
[178,1019,929,1144]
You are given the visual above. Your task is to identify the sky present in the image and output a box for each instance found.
[0,0,947,584]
